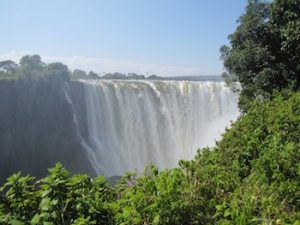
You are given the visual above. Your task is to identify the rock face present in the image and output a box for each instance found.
[0,79,94,183]
[0,79,239,183]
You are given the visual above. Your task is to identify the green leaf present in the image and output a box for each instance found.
[40,198,51,211]
[43,222,54,225]
[224,210,231,218]
[9,219,24,225]
[30,214,41,225]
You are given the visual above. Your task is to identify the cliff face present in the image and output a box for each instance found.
[0,79,95,183]
[0,79,239,182]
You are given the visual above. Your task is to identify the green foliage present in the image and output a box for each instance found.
[0,92,300,224]
[112,165,194,225]
[221,0,300,111]
[0,163,114,225]
[0,173,37,224]
[0,55,70,82]
[208,91,300,224]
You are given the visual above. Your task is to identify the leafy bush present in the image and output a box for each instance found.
[112,165,194,225]
[0,163,114,225]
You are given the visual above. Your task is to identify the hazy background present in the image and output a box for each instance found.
[0,0,247,76]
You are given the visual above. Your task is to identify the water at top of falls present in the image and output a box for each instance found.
[77,79,239,177]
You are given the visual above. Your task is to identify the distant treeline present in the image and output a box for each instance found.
[0,55,158,81]
[0,55,221,82]
[0,55,70,82]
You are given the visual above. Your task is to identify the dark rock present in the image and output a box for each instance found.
[0,79,95,183]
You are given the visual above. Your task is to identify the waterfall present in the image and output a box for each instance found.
[78,79,239,177]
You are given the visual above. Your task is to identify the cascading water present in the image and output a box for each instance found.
[78,80,239,177]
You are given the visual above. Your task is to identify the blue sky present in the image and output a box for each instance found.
[0,0,247,76]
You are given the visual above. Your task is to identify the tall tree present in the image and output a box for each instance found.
[43,62,70,81]
[0,60,17,75]
[18,55,44,77]
[221,0,300,111]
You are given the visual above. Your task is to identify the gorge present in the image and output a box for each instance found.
[0,79,239,182]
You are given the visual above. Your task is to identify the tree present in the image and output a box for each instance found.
[0,55,71,81]
[270,0,300,87]
[221,0,300,111]
[43,62,70,81]
[0,60,17,75]
[72,69,87,79]
[19,55,44,70]
[18,55,45,78]
[88,71,100,79]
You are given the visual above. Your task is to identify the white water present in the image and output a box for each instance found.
[79,79,239,176]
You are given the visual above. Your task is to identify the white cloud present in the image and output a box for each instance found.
[0,51,207,76]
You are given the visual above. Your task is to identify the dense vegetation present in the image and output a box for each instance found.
[221,0,300,111]
[0,0,299,224]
